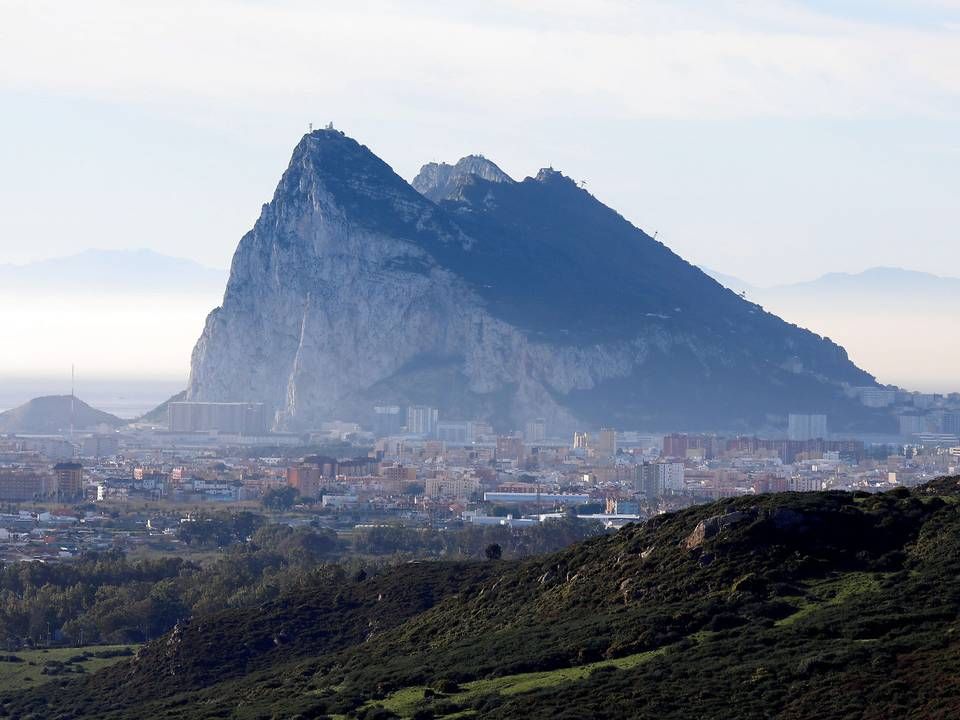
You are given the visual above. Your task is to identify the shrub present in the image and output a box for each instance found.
[434,678,460,694]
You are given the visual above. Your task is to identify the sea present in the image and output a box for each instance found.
[0,377,187,419]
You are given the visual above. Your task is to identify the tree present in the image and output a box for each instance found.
[484,543,502,561]
[231,511,264,542]
[262,486,299,511]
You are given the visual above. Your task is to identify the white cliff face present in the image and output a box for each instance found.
[188,130,876,432]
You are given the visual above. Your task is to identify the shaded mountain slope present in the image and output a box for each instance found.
[8,479,960,718]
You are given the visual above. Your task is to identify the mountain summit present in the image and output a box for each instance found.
[187,129,877,431]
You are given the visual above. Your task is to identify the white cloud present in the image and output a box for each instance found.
[0,0,956,120]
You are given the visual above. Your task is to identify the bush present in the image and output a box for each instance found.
[434,678,460,694]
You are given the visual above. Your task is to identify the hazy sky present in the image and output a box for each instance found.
[0,1,958,286]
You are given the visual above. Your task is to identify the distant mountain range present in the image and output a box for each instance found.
[0,250,225,379]
[705,266,960,303]
[0,395,123,434]
[0,249,227,294]
[703,267,960,392]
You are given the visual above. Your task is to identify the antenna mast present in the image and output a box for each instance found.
[70,364,75,440]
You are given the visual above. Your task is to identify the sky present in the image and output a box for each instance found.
[0,0,958,389]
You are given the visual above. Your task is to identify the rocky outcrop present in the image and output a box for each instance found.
[685,510,753,549]
[187,129,879,431]
[412,155,513,202]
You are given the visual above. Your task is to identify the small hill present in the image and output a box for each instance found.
[0,395,123,434]
[6,480,960,718]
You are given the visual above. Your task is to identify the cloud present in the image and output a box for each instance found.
[0,291,214,377]
[0,0,957,121]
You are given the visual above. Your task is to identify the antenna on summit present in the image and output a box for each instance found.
[70,364,75,440]
[308,122,313,133]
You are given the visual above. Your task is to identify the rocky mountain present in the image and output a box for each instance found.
[187,129,880,432]
[8,479,960,718]
[0,395,123,434]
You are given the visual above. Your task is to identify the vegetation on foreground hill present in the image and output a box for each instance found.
[4,479,960,719]
[0,517,601,649]
[0,645,135,691]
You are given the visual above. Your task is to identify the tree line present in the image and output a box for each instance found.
[0,512,606,649]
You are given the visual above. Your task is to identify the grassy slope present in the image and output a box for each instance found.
[368,646,669,718]
[0,646,135,693]
[4,479,960,719]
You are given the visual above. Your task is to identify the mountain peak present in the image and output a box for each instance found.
[268,129,446,241]
[288,128,388,179]
[412,154,513,202]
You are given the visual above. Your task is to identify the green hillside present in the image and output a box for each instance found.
[0,646,135,692]
[5,478,960,719]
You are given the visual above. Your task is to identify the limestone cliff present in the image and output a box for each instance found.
[188,129,878,431]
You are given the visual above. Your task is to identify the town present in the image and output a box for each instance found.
[0,388,958,563]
